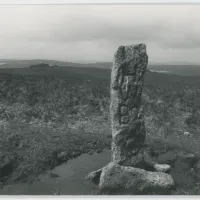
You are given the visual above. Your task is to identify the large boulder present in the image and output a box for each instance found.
[99,162,175,195]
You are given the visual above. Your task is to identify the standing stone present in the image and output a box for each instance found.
[87,44,175,194]
[110,43,148,167]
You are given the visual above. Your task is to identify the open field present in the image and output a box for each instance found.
[1,65,200,194]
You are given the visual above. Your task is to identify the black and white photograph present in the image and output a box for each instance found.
[0,0,200,196]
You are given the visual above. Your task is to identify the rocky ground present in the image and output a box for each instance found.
[1,70,200,194]
[0,115,111,185]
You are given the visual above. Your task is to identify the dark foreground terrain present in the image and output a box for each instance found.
[1,65,200,194]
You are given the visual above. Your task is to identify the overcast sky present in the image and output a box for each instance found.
[0,5,200,64]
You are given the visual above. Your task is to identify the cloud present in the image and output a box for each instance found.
[0,5,200,63]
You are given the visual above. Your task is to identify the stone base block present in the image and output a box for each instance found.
[98,162,175,195]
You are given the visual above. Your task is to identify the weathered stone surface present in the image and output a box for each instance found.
[87,43,175,195]
[86,168,103,184]
[110,43,148,167]
[99,162,175,195]
[153,164,171,173]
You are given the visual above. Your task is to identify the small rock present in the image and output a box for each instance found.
[154,164,171,173]
[99,162,175,195]
[184,132,190,136]
[57,152,69,161]
[96,149,102,154]
[86,168,103,184]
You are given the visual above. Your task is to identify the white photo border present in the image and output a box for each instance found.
[0,1,198,200]
[0,0,199,4]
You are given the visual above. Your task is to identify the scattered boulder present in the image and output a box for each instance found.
[99,162,175,195]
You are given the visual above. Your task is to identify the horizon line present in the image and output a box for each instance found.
[0,58,199,66]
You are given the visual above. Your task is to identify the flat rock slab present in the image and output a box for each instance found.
[99,162,175,195]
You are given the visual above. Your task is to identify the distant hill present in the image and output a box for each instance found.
[0,59,113,69]
[0,59,200,76]
[29,63,58,68]
[0,59,76,69]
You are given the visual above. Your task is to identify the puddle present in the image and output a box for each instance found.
[171,159,194,186]
[155,151,196,189]
[0,150,111,195]
[0,150,198,195]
